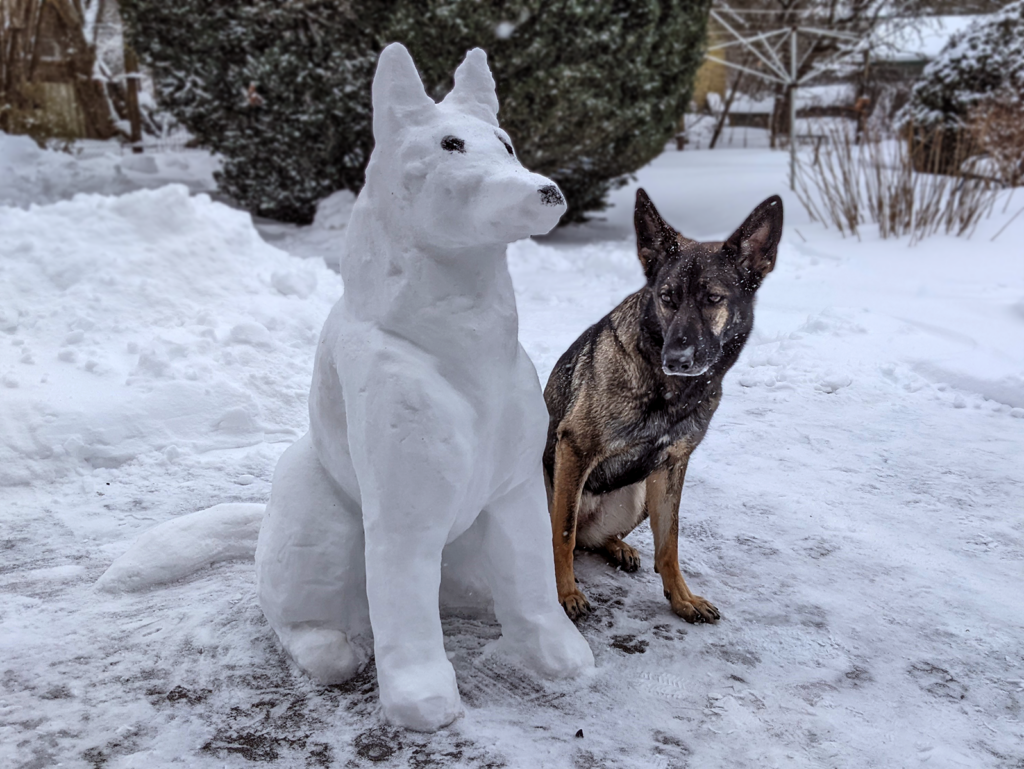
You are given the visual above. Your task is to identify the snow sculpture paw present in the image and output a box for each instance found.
[378,660,462,732]
[513,610,596,679]
[279,625,364,685]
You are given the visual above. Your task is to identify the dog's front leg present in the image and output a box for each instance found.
[550,437,594,620]
[480,479,594,677]
[646,449,720,624]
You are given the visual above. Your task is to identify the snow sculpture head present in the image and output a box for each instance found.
[364,43,565,249]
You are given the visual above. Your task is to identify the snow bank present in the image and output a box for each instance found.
[0,185,342,485]
[0,131,218,209]
[729,84,856,115]
[253,189,356,268]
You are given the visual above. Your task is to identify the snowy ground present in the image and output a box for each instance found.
[1,136,1022,768]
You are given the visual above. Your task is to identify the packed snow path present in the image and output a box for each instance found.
[1,143,1022,768]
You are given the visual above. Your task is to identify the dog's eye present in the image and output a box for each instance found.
[660,292,676,307]
[707,294,724,305]
[441,136,466,153]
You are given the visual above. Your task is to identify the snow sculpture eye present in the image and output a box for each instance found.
[494,131,514,156]
[441,136,466,153]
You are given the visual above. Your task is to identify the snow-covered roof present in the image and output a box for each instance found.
[728,84,855,114]
[872,15,989,63]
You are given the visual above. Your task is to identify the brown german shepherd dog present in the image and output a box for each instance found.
[543,189,783,622]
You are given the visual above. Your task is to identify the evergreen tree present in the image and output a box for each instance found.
[121,0,710,224]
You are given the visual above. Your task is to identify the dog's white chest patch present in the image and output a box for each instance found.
[576,483,647,549]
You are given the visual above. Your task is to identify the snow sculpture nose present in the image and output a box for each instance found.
[538,185,564,207]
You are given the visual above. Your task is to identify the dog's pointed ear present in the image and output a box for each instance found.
[635,188,682,280]
[441,48,499,126]
[372,43,436,140]
[723,195,783,291]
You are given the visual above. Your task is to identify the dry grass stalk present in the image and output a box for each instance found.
[796,123,1001,243]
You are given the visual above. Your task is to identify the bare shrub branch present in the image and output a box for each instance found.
[795,122,1002,243]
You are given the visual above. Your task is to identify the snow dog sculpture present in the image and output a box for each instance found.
[254,43,593,730]
[98,43,593,732]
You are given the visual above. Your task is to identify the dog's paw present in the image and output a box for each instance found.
[667,592,720,624]
[603,539,641,573]
[560,588,592,621]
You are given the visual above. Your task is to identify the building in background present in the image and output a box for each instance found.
[689,3,1014,146]
[1,0,139,143]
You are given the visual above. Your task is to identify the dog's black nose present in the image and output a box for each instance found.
[663,346,695,375]
[538,185,564,206]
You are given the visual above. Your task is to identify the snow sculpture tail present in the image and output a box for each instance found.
[96,503,265,593]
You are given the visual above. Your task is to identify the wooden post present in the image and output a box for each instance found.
[0,2,32,134]
[789,27,797,192]
[124,45,142,153]
[0,26,22,133]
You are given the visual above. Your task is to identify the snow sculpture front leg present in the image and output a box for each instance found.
[481,479,595,677]
[345,352,472,731]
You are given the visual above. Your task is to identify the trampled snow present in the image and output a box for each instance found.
[1,131,1022,767]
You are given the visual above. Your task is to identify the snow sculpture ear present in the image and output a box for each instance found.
[722,195,783,292]
[373,43,436,140]
[441,48,499,126]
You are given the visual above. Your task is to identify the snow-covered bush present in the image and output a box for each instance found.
[120,0,711,223]
[898,1,1024,171]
